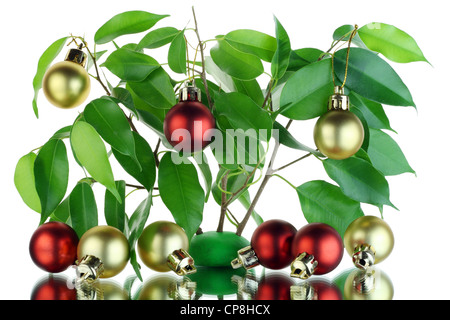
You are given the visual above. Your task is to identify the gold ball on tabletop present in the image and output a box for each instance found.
[138,221,189,273]
[42,61,91,109]
[343,268,394,300]
[313,110,364,160]
[344,216,394,266]
[77,226,130,278]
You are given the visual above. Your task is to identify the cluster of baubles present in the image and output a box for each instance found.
[231,217,394,280]
[29,221,196,282]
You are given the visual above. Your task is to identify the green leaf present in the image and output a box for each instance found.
[50,126,72,140]
[34,139,69,224]
[214,92,273,141]
[87,50,108,71]
[333,47,415,107]
[205,56,236,92]
[110,87,139,119]
[69,182,98,238]
[287,48,324,71]
[367,128,415,176]
[273,121,322,157]
[84,98,138,163]
[296,180,364,238]
[168,29,187,74]
[158,153,205,240]
[32,37,69,118]
[224,29,276,62]
[358,23,428,63]
[233,79,264,106]
[112,132,156,191]
[332,25,367,48]
[194,152,213,203]
[136,27,179,51]
[323,156,395,209]
[350,106,371,152]
[271,16,291,80]
[280,59,334,120]
[210,38,264,80]
[14,152,41,213]
[105,180,127,233]
[211,167,255,206]
[238,190,263,226]
[50,196,71,224]
[128,191,153,281]
[127,67,176,109]
[349,92,395,132]
[70,121,121,202]
[101,48,159,82]
[94,11,169,44]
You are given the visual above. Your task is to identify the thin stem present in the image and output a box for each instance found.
[153,138,161,168]
[217,171,229,232]
[191,6,213,109]
[272,174,297,190]
[272,152,313,173]
[125,183,146,190]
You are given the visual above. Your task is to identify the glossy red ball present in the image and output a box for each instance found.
[291,223,343,275]
[251,219,297,270]
[29,222,79,273]
[308,279,342,300]
[163,101,215,153]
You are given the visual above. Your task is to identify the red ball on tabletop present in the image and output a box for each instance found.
[164,84,215,153]
[29,222,79,273]
[255,273,295,300]
[251,219,297,270]
[291,223,343,276]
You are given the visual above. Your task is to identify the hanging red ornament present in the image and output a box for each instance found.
[290,223,344,279]
[163,83,215,153]
[29,222,79,273]
[231,219,297,270]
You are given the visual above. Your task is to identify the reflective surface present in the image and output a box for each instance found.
[30,266,394,300]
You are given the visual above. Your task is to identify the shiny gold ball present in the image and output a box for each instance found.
[77,226,130,278]
[138,275,179,300]
[42,61,90,109]
[138,221,189,273]
[313,110,364,160]
[344,216,394,265]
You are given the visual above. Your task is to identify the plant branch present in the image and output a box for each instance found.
[153,138,161,168]
[217,171,229,232]
[272,152,313,173]
[191,6,214,109]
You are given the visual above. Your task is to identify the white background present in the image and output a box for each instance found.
[0,0,448,300]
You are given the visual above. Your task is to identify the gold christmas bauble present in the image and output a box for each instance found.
[77,226,130,278]
[42,61,90,109]
[138,275,179,300]
[313,109,364,160]
[344,216,394,266]
[138,221,189,273]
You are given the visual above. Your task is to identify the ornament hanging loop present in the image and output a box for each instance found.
[331,25,359,90]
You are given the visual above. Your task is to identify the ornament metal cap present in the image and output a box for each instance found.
[167,249,197,276]
[352,244,376,270]
[65,44,88,67]
[179,82,201,102]
[352,268,378,293]
[290,252,318,280]
[231,246,260,270]
[75,255,105,283]
[328,86,349,111]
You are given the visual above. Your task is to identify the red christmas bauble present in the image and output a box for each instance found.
[255,273,294,300]
[31,275,77,300]
[163,100,215,153]
[251,219,297,270]
[29,222,79,273]
[291,223,343,275]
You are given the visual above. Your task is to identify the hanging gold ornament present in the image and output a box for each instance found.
[313,86,364,160]
[76,226,130,282]
[42,44,91,109]
[344,216,394,269]
[314,26,364,160]
[137,221,196,276]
